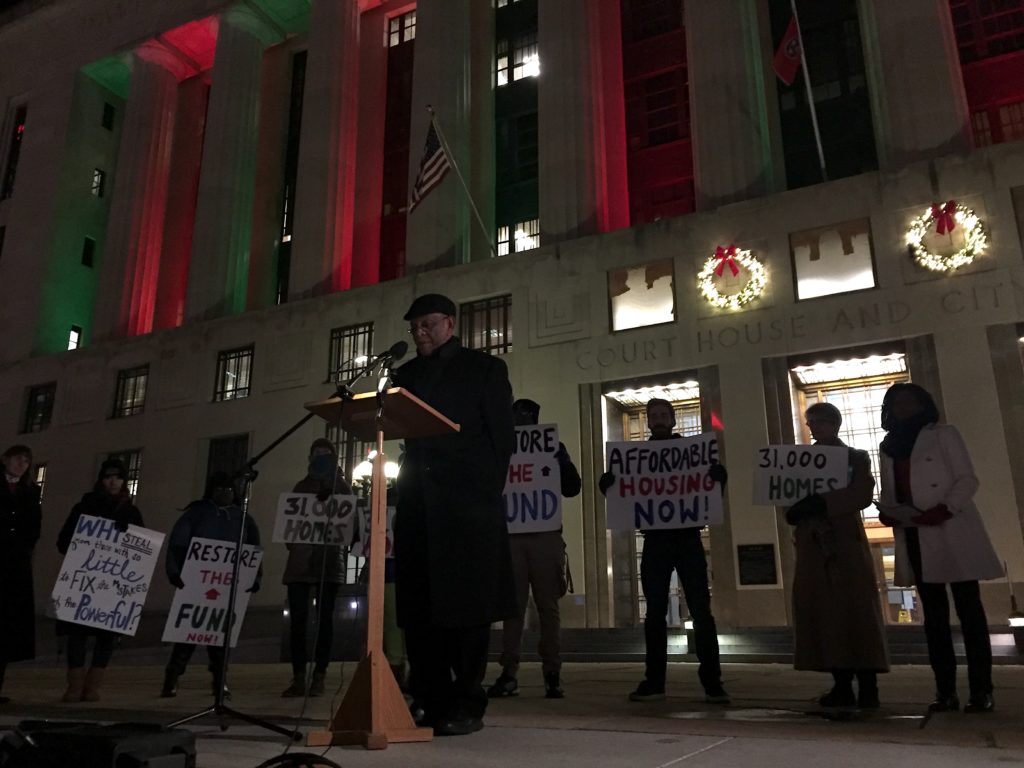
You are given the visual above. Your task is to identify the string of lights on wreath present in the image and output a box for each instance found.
[697,245,768,310]
[905,199,987,272]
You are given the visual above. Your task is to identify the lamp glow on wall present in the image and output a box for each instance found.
[352,450,399,484]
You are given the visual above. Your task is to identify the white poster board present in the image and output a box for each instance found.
[503,423,562,534]
[350,503,395,558]
[751,445,849,505]
[161,537,262,647]
[604,433,724,531]
[51,514,165,637]
[272,492,358,546]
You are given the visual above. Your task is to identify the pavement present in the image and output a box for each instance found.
[1,660,1022,767]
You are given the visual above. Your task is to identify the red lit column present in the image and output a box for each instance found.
[859,0,971,168]
[93,43,196,340]
[538,0,629,242]
[186,6,282,321]
[685,0,775,210]
[289,0,360,298]
[406,0,494,269]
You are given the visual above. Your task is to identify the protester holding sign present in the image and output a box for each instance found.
[161,472,261,699]
[55,459,144,703]
[878,383,1001,714]
[0,444,41,705]
[280,438,352,698]
[488,399,581,700]
[785,403,888,710]
[599,399,729,704]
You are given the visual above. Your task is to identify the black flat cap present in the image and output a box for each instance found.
[404,293,457,320]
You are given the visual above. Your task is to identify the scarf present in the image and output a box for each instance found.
[880,411,933,460]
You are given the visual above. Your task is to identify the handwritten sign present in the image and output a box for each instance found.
[503,423,562,534]
[604,433,723,531]
[161,537,263,647]
[272,492,357,545]
[51,515,165,636]
[751,445,848,505]
[350,503,395,558]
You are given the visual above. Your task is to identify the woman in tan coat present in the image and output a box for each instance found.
[786,403,889,709]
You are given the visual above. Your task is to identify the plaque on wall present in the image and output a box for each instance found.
[737,543,778,586]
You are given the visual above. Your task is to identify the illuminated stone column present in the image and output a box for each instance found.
[186,6,281,321]
[538,0,629,242]
[289,0,360,299]
[93,44,194,340]
[859,0,971,169]
[405,0,494,270]
[685,0,775,210]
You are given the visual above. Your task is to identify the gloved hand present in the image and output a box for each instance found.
[598,472,616,496]
[877,512,900,528]
[708,462,728,486]
[170,575,185,589]
[785,494,826,526]
[315,488,332,503]
[911,504,952,526]
[114,515,130,533]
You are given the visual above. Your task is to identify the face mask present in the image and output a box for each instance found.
[311,455,334,476]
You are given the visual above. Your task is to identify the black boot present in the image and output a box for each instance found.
[160,670,179,698]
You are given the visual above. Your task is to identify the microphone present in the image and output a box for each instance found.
[371,340,408,366]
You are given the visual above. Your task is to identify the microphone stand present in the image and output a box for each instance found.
[168,351,401,739]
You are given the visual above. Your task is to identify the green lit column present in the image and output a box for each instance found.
[685,0,776,210]
[186,6,282,321]
[405,0,494,270]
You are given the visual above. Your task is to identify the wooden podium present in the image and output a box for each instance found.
[304,387,459,749]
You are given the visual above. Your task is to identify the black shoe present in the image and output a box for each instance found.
[433,716,484,736]
[964,693,994,714]
[629,680,666,702]
[486,674,518,698]
[818,686,856,709]
[544,672,564,699]
[857,688,880,709]
[928,692,960,712]
[409,701,427,726]
[704,685,731,704]
[160,672,178,698]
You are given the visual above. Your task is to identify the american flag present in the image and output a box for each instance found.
[409,120,451,211]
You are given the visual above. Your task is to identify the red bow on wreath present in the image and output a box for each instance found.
[931,200,957,236]
[714,245,740,277]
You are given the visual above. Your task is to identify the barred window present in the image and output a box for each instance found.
[112,365,149,418]
[91,168,106,197]
[213,345,254,402]
[106,449,142,497]
[460,295,513,355]
[497,218,539,256]
[22,382,56,433]
[328,322,374,383]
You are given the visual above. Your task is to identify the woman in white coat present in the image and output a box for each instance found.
[878,383,1001,714]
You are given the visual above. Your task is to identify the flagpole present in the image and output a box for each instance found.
[789,0,827,182]
[425,105,498,259]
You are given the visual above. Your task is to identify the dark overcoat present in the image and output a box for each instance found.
[0,480,42,662]
[393,336,516,628]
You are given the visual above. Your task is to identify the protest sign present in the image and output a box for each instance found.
[272,492,357,545]
[751,445,848,505]
[51,515,165,636]
[604,433,723,531]
[161,537,262,647]
[503,423,562,534]
[350,503,395,558]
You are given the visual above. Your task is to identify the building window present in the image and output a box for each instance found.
[101,102,115,130]
[276,50,307,306]
[328,322,374,383]
[496,218,540,256]
[791,218,876,300]
[1,104,27,200]
[90,168,106,197]
[67,325,82,351]
[213,345,254,402]
[22,382,56,433]
[388,9,416,47]
[621,0,683,43]
[497,34,539,86]
[81,236,96,267]
[112,364,149,418]
[609,259,675,331]
[33,463,47,500]
[460,295,513,355]
[972,109,993,146]
[950,0,1024,64]
[999,101,1024,143]
[107,449,142,497]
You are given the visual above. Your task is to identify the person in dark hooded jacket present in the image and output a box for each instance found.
[56,458,143,703]
[160,472,261,699]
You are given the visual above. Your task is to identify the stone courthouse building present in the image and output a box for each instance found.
[2,0,1024,639]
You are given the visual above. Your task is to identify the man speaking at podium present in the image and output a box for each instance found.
[393,293,516,736]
